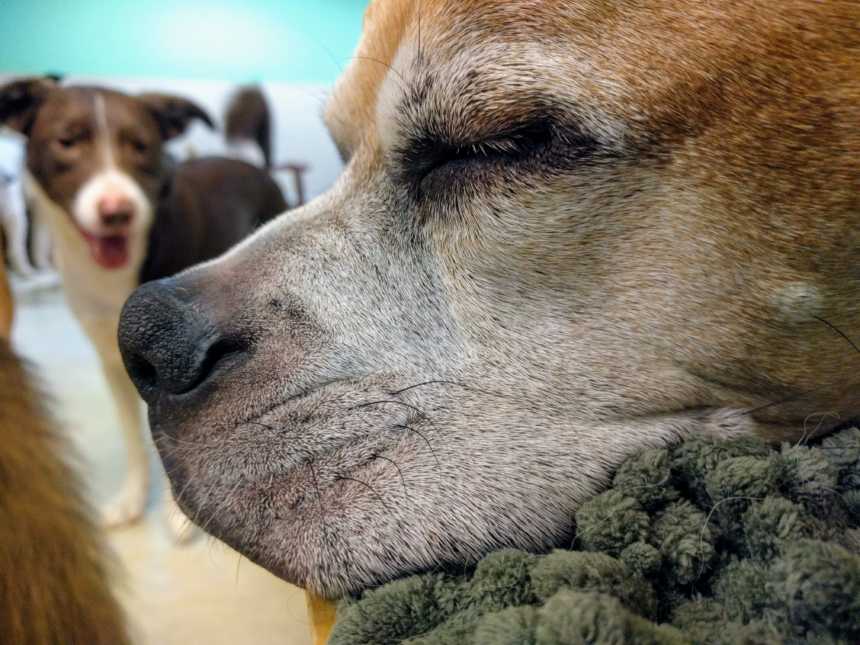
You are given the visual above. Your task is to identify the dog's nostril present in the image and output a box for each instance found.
[101,211,132,227]
[186,337,248,393]
[126,353,158,392]
[119,279,247,401]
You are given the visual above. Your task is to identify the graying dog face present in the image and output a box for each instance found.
[119,0,860,596]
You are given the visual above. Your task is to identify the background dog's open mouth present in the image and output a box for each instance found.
[82,231,130,269]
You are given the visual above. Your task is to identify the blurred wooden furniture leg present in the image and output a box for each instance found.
[305,591,337,645]
[273,162,309,208]
[0,246,13,340]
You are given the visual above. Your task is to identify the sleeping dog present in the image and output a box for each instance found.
[0,78,286,539]
[119,0,859,594]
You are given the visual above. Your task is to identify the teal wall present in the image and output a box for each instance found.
[0,1,366,84]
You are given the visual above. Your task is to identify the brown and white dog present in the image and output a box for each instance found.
[0,78,286,538]
[119,0,858,595]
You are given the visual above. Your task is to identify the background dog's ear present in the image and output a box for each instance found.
[0,77,57,136]
[139,93,215,141]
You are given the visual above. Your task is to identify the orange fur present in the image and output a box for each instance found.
[329,0,860,438]
[0,341,129,644]
[0,247,12,340]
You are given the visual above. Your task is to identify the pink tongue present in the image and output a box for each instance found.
[87,235,129,269]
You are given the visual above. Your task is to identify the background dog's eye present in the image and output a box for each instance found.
[56,135,78,149]
[130,138,149,154]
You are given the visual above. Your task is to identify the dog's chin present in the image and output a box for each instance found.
[161,451,451,598]
[155,418,418,597]
[79,229,131,269]
[172,461,574,598]
[151,389,578,597]
[149,376,431,595]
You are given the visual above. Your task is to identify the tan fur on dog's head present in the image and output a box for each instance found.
[119,0,859,597]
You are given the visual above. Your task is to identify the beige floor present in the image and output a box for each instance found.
[11,279,313,645]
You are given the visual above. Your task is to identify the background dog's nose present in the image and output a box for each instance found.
[98,194,134,227]
[118,279,245,400]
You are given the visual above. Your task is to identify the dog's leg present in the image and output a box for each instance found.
[30,216,53,271]
[1,178,36,275]
[24,181,53,272]
[86,318,197,541]
[78,315,150,527]
[161,471,197,543]
[104,366,198,541]
[99,357,150,527]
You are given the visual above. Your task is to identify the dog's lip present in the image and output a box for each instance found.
[154,374,441,438]
[232,377,358,426]
[161,377,417,516]
[155,375,422,460]
[145,348,254,408]
[151,374,351,429]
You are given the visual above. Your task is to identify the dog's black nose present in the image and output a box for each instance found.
[118,279,246,400]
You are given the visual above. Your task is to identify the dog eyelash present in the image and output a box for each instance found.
[404,120,553,179]
[440,128,548,161]
[399,118,598,197]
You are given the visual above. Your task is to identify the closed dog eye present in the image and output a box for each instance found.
[396,117,599,199]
